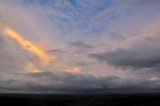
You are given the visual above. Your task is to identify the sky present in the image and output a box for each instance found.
[0,0,160,94]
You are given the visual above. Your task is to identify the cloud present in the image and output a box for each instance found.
[0,33,26,74]
[114,0,160,6]
[133,0,160,5]
[0,0,60,49]
[90,40,160,69]
[0,71,160,93]
[0,0,160,93]
[68,41,93,49]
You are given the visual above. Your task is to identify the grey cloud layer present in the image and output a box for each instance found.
[1,71,160,93]
[90,40,160,69]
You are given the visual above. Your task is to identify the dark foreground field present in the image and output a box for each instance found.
[0,93,160,106]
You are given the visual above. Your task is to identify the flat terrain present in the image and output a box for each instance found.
[0,93,160,106]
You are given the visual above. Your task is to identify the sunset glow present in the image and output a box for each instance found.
[3,26,49,66]
[0,0,160,94]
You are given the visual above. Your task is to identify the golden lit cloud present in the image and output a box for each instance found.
[25,62,40,73]
[64,67,81,74]
[2,26,81,74]
[3,26,49,66]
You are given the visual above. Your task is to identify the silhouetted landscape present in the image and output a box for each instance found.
[1,93,160,106]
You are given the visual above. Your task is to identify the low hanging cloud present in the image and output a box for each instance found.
[1,71,160,93]
[90,40,160,69]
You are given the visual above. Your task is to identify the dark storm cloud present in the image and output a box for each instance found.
[90,40,160,69]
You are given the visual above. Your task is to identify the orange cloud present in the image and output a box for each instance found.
[3,26,49,66]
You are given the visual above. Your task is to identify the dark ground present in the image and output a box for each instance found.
[0,93,160,106]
